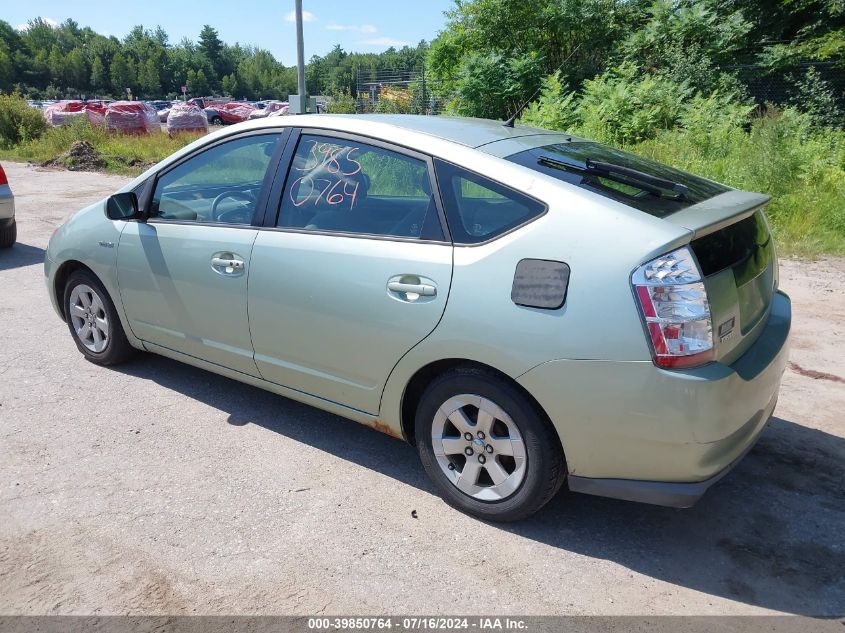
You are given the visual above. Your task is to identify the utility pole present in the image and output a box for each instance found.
[294,0,308,114]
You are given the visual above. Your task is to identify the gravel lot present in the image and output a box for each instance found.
[1,161,843,617]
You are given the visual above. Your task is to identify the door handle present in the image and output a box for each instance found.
[211,253,245,275]
[211,257,244,269]
[387,281,436,296]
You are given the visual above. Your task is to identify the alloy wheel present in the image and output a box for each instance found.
[431,394,527,501]
[68,284,110,353]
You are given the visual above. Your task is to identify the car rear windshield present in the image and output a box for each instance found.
[506,142,730,217]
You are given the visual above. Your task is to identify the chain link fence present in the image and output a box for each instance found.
[724,60,845,110]
[354,67,451,114]
[356,59,844,117]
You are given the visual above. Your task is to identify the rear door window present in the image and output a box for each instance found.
[506,142,729,217]
[434,159,545,244]
[277,134,444,240]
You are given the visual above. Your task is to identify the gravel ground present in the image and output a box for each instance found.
[0,161,843,617]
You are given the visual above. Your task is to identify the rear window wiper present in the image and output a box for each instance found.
[538,155,688,199]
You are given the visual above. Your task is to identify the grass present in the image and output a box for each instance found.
[0,118,202,175]
[619,110,845,257]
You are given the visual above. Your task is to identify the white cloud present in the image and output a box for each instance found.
[16,17,59,31]
[358,36,411,48]
[285,10,316,23]
[326,23,377,33]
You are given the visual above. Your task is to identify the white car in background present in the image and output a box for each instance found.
[0,162,16,248]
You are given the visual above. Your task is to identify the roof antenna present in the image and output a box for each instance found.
[502,43,582,128]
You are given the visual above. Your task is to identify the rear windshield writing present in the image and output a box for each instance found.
[506,142,729,217]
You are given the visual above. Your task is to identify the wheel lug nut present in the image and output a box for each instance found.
[464,432,473,441]
[478,455,486,464]
[485,444,493,454]
[447,463,455,470]
[464,447,473,456]
[477,431,485,440]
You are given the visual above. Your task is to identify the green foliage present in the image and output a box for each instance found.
[789,67,844,129]
[629,109,845,255]
[577,64,693,144]
[520,72,579,131]
[307,42,429,99]
[326,91,357,114]
[428,0,637,119]
[0,92,48,148]
[446,50,544,119]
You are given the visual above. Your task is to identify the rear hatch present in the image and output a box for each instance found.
[670,192,776,365]
[504,141,777,364]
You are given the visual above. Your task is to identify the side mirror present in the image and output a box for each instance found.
[106,192,141,221]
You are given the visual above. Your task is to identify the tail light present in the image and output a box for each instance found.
[0,163,7,186]
[632,246,713,368]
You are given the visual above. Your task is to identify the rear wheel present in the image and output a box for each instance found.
[416,367,566,522]
[63,269,136,366]
[0,219,16,248]
[210,116,223,125]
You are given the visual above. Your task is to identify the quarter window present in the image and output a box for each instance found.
[150,134,280,225]
[278,134,443,240]
[434,159,545,244]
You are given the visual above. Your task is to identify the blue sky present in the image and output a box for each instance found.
[8,1,455,65]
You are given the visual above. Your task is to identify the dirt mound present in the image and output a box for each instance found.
[43,141,105,171]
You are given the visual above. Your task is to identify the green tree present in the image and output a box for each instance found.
[64,48,87,90]
[138,58,161,97]
[187,68,209,96]
[221,73,239,97]
[90,56,106,92]
[110,52,134,95]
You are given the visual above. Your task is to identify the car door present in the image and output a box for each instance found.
[117,131,287,376]
[248,130,453,414]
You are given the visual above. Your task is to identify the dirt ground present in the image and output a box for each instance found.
[0,161,843,616]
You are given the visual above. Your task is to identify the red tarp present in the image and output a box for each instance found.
[104,101,160,135]
[216,102,256,124]
[44,101,106,127]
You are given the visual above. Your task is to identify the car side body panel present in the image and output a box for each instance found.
[248,231,453,415]
[45,201,145,350]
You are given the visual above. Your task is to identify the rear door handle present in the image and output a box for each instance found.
[387,281,436,296]
[211,257,244,269]
[211,253,245,275]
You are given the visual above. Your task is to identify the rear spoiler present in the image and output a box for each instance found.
[664,190,771,239]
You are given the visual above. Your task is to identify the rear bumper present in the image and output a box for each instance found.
[517,290,791,506]
[567,392,776,507]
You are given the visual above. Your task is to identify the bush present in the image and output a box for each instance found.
[520,72,579,132]
[0,93,48,148]
[789,67,844,129]
[374,86,416,114]
[630,108,845,255]
[326,91,357,114]
[577,63,692,144]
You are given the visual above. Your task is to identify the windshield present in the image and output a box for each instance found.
[506,142,730,217]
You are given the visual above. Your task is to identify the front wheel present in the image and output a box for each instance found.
[63,269,136,366]
[210,116,223,125]
[416,367,566,522]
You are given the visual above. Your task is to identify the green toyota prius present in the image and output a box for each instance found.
[45,114,790,521]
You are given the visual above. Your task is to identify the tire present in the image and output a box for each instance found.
[210,116,223,126]
[63,269,136,366]
[416,367,567,522]
[0,219,16,248]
